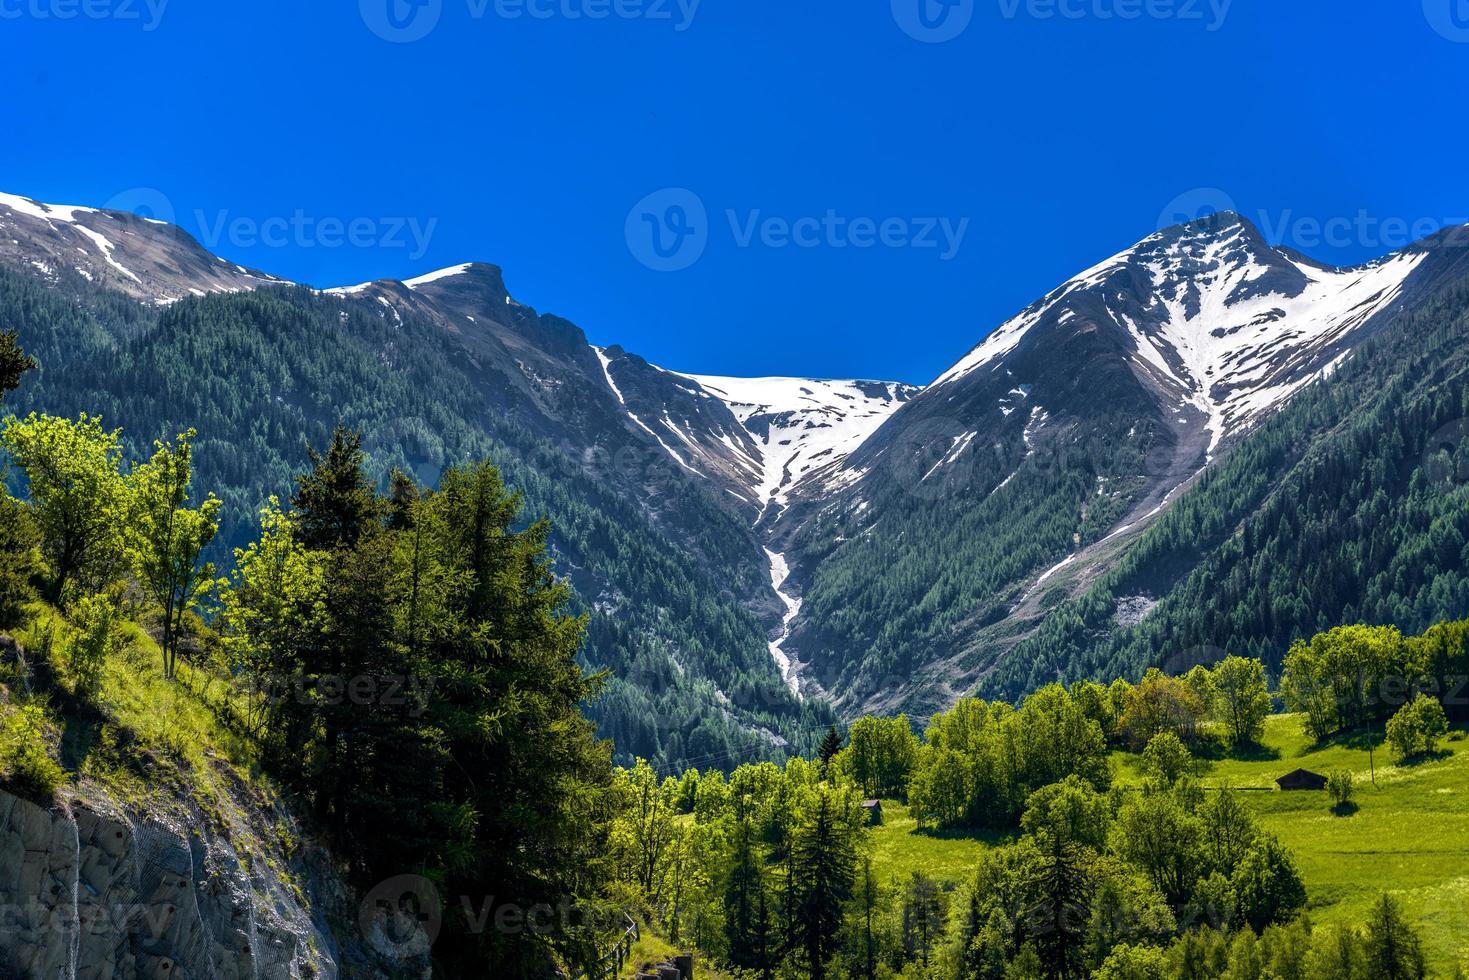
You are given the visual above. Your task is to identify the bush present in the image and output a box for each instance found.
[1326,769,1354,809]
[1385,694,1450,760]
[65,591,126,698]
[0,703,65,801]
[1140,731,1194,787]
[0,494,39,630]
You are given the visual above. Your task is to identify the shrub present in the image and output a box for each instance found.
[1141,731,1194,787]
[65,591,126,698]
[0,703,65,801]
[1326,769,1354,809]
[1385,694,1450,760]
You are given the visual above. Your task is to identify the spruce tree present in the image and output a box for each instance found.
[291,426,381,550]
[789,788,857,980]
[0,330,33,399]
[818,726,843,766]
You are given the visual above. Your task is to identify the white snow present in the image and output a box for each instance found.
[1131,224,1424,458]
[680,374,913,512]
[930,217,1426,460]
[764,547,803,696]
[594,347,700,475]
[404,263,474,289]
[0,191,93,224]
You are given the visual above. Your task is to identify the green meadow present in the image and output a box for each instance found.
[869,713,1469,969]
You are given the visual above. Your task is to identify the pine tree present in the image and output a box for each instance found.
[1022,838,1094,980]
[818,726,843,766]
[726,819,776,976]
[1363,893,1427,979]
[0,328,34,398]
[789,788,857,980]
[290,426,381,550]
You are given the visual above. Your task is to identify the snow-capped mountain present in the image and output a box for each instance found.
[931,212,1425,459]
[0,191,284,303]
[771,211,1469,714]
[8,184,1469,723]
[675,375,918,517]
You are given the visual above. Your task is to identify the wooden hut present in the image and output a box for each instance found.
[1275,768,1328,791]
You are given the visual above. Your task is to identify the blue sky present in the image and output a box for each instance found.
[3,1,1467,384]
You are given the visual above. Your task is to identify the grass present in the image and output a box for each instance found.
[866,714,1469,970]
[619,926,736,979]
[867,800,1005,890]
[1180,713,1469,969]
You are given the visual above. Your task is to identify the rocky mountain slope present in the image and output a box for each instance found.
[7,187,1469,732]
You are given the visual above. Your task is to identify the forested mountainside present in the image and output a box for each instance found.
[986,243,1469,695]
[0,232,831,774]
[10,188,1469,744]
[770,215,1469,715]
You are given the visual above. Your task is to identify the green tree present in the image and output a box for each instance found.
[1212,656,1271,746]
[0,329,35,398]
[1326,769,1355,810]
[1385,694,1449,760]
[1022,837,1094,980]
[1094,942,1170,980]
[818,726,843,766]
[1020,775,1111,852]
[1230,834,1306,931]
[725,817,777,977]
[901,871,946,967]
[843,714,918,799]
[1113,790,1205,908]
[65,589,125,697]
[1141,731,1195,788]
[129,430,221,679]
[290,426,381,550]
[0,331,38,628]
[0,413,130,602]
[789,787,857,980]
[1362,894,1427,980]
[217,499,327,738]
[0,493,39,630]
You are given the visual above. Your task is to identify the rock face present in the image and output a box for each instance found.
[0,784,432,980]
[0,787,332,979]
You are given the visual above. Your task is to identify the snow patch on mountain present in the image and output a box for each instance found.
[681,374,917,512]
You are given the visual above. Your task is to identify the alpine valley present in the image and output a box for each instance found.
[5,188,1469,772]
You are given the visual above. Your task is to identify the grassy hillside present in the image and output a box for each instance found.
[867,712,1469,970]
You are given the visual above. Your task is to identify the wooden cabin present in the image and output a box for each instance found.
[1275,768,1328,791]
